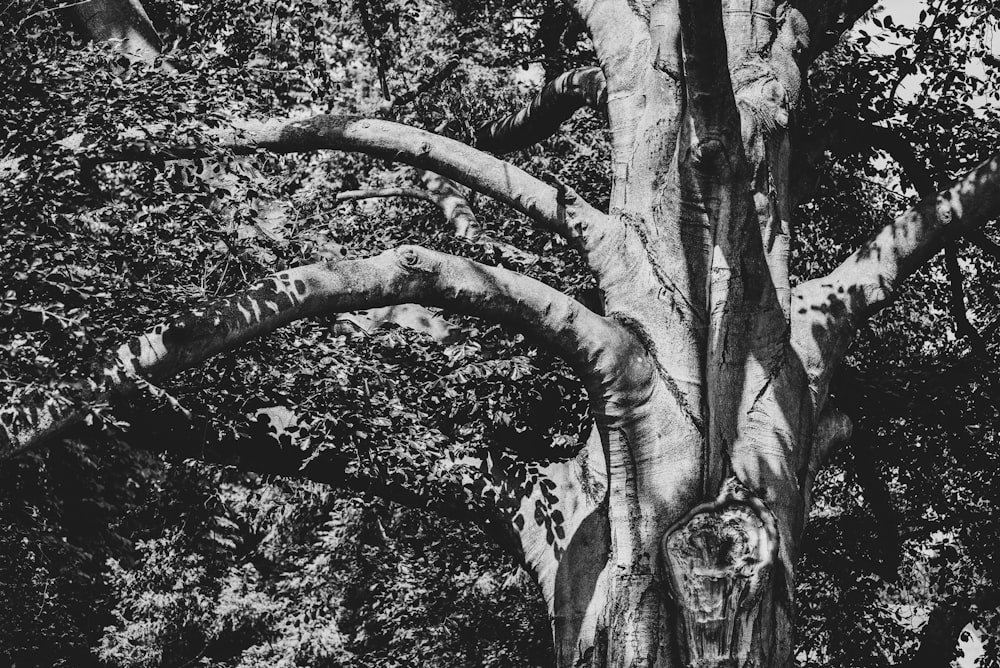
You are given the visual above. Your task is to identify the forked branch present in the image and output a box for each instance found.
[0,246,634,456]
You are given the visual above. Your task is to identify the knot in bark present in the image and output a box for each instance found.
[662,478,778,668]
[395,245,435,273]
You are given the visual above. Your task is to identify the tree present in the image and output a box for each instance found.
[2,0,999,666]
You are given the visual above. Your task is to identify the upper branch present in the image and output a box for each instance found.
[475,67,607,154]
[791,152,1000,393]
[1,245,637,456]
[791,0,878,62]
[96,115,615,268]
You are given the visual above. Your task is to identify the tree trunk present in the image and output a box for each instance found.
[508,4,849,666]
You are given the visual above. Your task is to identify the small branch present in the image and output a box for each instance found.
[336,187,435,204]
[387,55,461,110]
[419,170,482,240]
[831,369,902,578]
[134,406,491,529]
[893,588,1000,668]
[337,174,482,240]
[475,67,607,154]
[945,241,988,358]
[356,0,391,101]
[17,0,90,33]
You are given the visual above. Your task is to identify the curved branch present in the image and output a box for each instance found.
[968,228,1000,259]
[127,403,523,550]
[791,152,1000,392]
[1,245,640,456]
[894,588,1000,668]
[93,115,616,271]
[475,67,607,154]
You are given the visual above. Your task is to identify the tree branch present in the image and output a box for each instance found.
[945,241,988,358]
[338,171,483,240]
[91,115,615,271]
[385,55,461,110]
[791,152,1000,392]
[126,403,524,550]
[419,170,482,239]
[475,67,607,154]
[967,228,1000,259]
[1,246,641,456]
[791,0,878,62]
[336,187,436,204]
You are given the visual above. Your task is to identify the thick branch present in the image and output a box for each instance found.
[475,67,607,154]
[791,153,1000,391]
[93,115,615,266]
[1,246,639,455]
